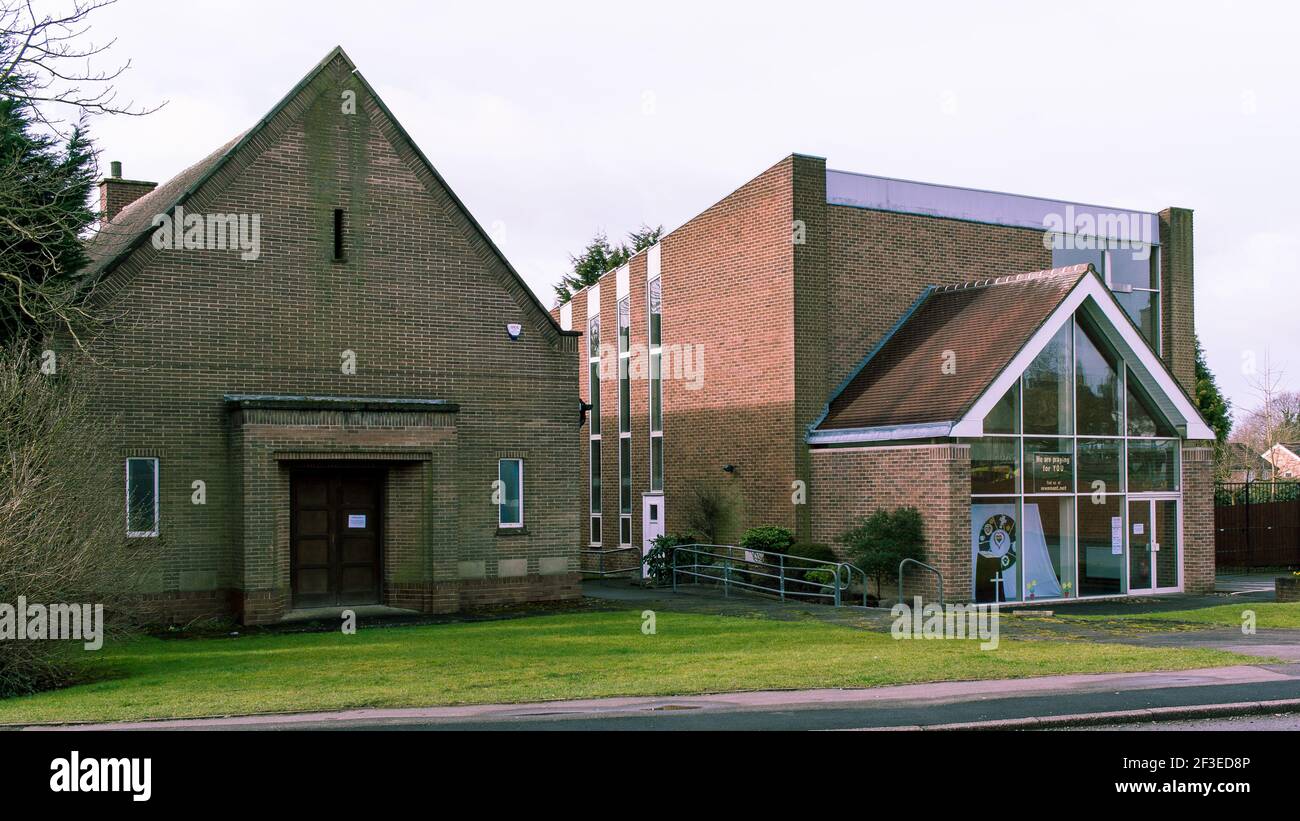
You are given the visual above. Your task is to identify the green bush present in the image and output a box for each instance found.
[803,569,836,587]
[787,542,837,569]
[642,532,700,586]
[739,526,795,561]
[839,507,925,598]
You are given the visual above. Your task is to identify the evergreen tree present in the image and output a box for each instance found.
[0,95,99,342]
[1194,335,1232,444]
[553,224,664,305]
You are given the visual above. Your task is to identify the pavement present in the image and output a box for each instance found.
[29,662,1300,731]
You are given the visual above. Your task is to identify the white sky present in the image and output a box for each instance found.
[80,0,1298,420]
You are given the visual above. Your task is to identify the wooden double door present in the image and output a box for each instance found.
[291,469,383,608]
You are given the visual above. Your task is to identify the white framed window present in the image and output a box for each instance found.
[126,457,159,537]
[648,276,664,492]
[617,297,632,545]
[498,458,524,528]
[588,314,602,545]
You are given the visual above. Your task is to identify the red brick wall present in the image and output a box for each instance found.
[810,444,972,603]
[659,157,797,543]
[1159,207,1196,395]
[1181,446,1216,593]
[571,156,800,552]
[98,178,157,221]
[824,205,1052,391]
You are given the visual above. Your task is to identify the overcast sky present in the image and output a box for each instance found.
[81,0,1297,419]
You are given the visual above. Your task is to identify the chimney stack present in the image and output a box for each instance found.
[98,161,158,223]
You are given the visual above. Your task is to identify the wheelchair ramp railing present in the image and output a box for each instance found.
[898,557,944,606]
[671,544,867,607]
[581,546,642,577]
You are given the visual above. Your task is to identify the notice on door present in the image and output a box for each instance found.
[1111,516,1123,555]
[347,514,367,529]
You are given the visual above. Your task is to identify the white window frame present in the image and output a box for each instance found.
[617,296,632,546]
[588,314,603,546]
[498,458,524,528]
[125,457,160,538]
[647,275,664,492]
[967,313,1183,602]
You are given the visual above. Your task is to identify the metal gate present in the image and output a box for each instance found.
[1214,481,1300,567]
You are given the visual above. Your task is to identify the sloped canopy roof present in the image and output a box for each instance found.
[809,264,1215,443]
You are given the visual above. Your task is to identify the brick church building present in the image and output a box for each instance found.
[74,48,582,624]
[560,155,1215,603]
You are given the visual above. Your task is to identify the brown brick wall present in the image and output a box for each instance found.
[98,178,158,222]
[71,54,580,624]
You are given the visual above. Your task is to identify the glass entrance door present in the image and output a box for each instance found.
[1127,498,1180,592]
[1128,499,1153,592]
[1153,499,1180,591]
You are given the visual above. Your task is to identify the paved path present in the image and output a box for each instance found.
[1215,572,1282,595]
[33,662,1300,731]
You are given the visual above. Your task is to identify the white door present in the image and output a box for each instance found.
[642,493,665,578]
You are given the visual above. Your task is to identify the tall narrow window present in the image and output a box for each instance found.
[333,208,345,261]
[617,296,632,544]
[1107,244,1160,353]
[587,315,602,544]
[1053,238,1161,352]
[126,457,159,537]
[648,277,664,491]
[498,458,523,528]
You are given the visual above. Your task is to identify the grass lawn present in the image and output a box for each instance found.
[1072,601,1300,630]
[0,609,1258,725]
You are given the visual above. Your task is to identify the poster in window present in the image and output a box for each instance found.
[972,504,1017,603]
[1030,451,1072,493]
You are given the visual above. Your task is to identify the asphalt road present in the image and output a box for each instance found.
[1068,713,1300,731]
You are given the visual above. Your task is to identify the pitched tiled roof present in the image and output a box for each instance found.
[82,134,244,279]
[816,264,1094,432]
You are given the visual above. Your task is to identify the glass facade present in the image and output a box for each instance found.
[1052,240,1161,352]
[968,310,1181,603]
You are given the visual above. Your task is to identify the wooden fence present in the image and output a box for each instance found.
[1215,481,1300,567]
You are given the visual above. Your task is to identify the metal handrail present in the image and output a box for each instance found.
[898,557,943,606]
[581,545,642,577]
[671,544,868,607]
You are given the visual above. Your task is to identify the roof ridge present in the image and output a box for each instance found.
[931,263,1093,293]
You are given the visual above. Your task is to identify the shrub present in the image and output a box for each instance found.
[642,532,700,586]
[803,569,836,587]
[787,542,837,568]
[839,507,925,599]
[739,526,795,561]
[0,343,158,696]
[683,482,736,544]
